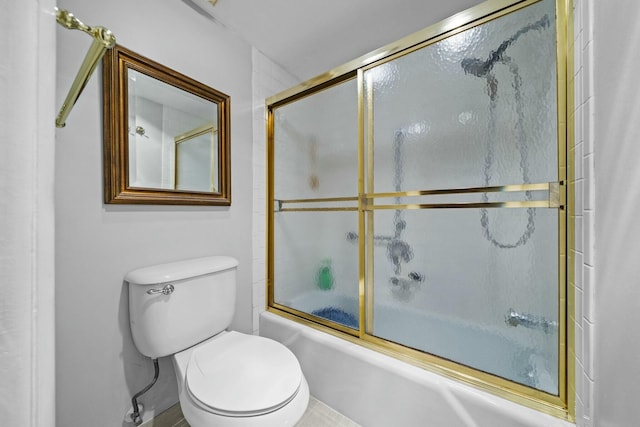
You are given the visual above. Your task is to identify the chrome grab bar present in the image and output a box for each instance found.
[505,308,557,333]
[146,284,175,295]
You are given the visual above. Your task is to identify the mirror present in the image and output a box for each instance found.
[175,123,218,192]
[103,45,231,205]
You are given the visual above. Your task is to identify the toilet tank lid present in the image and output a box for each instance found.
[125,256,239,285]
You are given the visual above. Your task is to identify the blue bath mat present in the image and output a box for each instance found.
[311,307,358,329]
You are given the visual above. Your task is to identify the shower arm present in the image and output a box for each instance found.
[461,14,550,79]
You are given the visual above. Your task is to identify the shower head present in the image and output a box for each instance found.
[461,14,550,78]
[461,57,492,78]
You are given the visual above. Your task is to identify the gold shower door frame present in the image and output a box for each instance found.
[266,0,573,420]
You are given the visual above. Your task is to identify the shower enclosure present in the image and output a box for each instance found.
[267,0,571,419]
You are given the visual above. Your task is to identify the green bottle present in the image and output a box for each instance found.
[317,259,334,290]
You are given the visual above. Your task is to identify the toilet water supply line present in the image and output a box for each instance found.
[130,358,160,426]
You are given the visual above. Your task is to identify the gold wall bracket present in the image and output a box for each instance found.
[55,8,116,128]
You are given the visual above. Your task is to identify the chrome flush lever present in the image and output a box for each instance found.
[146,284,175,295]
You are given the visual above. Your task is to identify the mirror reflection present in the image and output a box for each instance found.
[175,123,218,192]
[127,70,219,193]
[103,45,231,205]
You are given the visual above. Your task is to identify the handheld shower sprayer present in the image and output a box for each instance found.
[461,14,550,249]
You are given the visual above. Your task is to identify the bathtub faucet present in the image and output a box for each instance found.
[346,231,417,276]
[505,308,557,334]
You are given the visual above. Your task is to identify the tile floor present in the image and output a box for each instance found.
[295,397,361,427]
[142,396,360,427]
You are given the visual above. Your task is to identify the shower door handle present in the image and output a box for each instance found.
[548,181,563,208]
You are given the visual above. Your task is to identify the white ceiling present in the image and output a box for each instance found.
[184,0,484,82]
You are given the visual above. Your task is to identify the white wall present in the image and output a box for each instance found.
[590,1,640,426]
[54,0,253,425]
[251,49,300,333]
[0,1,56,426]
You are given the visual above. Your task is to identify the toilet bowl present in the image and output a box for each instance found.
[126,256,309,427]
[173,331,309,426]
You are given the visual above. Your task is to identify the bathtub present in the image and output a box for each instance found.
[260,308,573,427]
[282,290,558,394]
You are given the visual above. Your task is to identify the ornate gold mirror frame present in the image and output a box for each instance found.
[103,45,231,205]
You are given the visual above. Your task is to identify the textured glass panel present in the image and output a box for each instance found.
[370,207,559,394]
[274,78,358,200]
[274,211,359,329]
[269,0,562,400]
[365,0,557,194]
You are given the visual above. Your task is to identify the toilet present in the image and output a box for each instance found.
[126,256,309,427]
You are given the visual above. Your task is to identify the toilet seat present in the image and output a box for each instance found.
[185,331,302,417]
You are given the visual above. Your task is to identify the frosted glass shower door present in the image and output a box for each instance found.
[363,0,562,395]
[271,78,360,330]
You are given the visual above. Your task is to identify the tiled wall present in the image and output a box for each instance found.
[572,0,595,425]
[251,48,300,333]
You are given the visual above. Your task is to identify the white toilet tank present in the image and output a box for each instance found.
[126,256,239,358]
